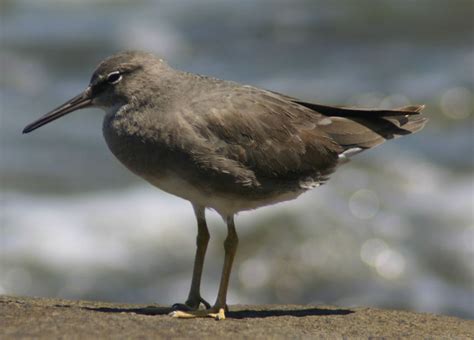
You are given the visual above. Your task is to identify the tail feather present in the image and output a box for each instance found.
[299,102,428,154]
[395,104,425,113]
[295,101,425,118]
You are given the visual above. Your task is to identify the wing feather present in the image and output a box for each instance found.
[181,85,343,187]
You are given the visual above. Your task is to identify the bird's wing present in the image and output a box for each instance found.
[180,85,343,187]
[269,90,427,150]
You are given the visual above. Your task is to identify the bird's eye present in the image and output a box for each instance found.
[107,71,122,84]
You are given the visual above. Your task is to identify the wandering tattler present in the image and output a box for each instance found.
[23,51,427,320]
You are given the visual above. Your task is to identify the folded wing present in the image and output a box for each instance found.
[180,84,426,188]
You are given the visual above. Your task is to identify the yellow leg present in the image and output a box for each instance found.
[170,215,238,320]
[172,204,211,311]
[213,215,238,311]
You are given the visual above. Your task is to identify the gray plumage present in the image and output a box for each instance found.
[23,50,427,319]
[93,51,426,215]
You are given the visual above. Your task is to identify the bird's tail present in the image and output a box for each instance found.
[295,101,427,159]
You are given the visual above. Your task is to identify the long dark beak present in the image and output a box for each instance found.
[22,87,93,134]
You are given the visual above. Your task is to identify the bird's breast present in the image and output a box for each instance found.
[102,109,168,179]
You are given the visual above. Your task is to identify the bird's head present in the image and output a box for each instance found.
[23,51,168,134]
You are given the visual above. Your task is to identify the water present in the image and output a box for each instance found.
[1,0,473,318]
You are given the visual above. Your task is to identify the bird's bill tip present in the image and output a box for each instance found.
[22,89,93,134]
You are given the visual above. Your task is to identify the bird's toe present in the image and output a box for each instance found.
[168,307,226,320]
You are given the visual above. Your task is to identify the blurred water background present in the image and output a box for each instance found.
[1,0,473,318]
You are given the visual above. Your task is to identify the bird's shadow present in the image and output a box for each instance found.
[71,305,354,319]
[229,308,354,319]
[81,305,172,316]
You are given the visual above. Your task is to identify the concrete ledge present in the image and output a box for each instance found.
[1,295,472,339]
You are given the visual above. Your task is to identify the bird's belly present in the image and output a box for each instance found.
[103,119,306,216]
[104,138,306,215]
[143,172,304,216]
[145,173,217,208]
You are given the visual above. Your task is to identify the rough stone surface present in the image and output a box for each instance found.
[1,295,472,339]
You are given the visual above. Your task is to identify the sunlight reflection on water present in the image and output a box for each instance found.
[349,189,380,220]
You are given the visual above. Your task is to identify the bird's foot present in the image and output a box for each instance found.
[169,306,226,320]
[171,296,211,311]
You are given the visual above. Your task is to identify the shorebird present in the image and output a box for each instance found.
[23,51,427,320]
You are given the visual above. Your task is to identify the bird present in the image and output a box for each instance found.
[23,51,427,320]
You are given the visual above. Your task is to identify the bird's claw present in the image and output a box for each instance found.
[169,307,226,320]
